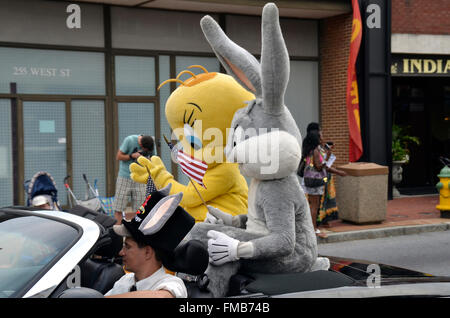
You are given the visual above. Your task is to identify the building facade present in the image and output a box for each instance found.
[391,0,450,194]
[1,0,357,207]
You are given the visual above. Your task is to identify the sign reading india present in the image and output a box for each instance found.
[391,55,450,76]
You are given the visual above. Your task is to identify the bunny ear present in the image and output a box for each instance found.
[158,183,172,196]
[138,192,183,235]
[200,15,262,97]
[261,3,290,114]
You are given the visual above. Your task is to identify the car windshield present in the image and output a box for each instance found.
[0,213,79,298]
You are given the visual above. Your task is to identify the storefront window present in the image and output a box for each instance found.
[71,100,106,199]
[118,102,156,153]
[0,99,13,207]
[115,56,156,96]
[0,47,105,95]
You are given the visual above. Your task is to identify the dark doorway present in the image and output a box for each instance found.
[392,77,450,195]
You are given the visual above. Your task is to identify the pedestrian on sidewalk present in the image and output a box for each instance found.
[317,142,342,230]
[300,123,346,237]
[113,134,154,224]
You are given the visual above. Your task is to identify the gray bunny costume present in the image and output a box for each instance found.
[188,3,329,297]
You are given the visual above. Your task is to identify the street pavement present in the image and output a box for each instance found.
[319,230,450,277]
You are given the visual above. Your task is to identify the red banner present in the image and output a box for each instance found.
[346,0,363,162]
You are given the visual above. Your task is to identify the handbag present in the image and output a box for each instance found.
[297,157,306,177]
[303,162,327,188]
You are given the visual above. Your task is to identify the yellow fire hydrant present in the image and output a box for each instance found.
[436,165,450,217]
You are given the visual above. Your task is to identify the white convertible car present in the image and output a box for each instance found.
[1,206,450,298]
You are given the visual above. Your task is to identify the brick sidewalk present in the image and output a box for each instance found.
[320,194,448,234]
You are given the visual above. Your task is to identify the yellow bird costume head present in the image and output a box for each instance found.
[159,66,254,167]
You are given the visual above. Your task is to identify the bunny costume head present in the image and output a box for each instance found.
[188,3,329,297]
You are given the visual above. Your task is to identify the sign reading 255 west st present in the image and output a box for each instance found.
[13,66,71,78]
[391,55,450,76]
[0,47,105,95]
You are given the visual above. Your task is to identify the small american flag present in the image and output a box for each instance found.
[177,149,208,188]
[145,175,157,196]
[163,135,208,188]
[162,135,208,206]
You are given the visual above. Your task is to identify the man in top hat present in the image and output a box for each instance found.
[105,234,186,298]
[105,186,195,298]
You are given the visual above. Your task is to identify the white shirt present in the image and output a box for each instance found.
[104,267,187,298]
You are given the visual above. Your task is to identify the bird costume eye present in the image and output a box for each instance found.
[184,124,202,150]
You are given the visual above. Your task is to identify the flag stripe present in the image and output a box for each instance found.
[177,150,207,188]
[179,161,206,181]
[177,151,208,169]
[178,156,207,173]
[181,171,204,187]
[178,161,206,176]
[180,167,205,187]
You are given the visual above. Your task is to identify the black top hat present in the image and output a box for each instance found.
[113,184,195,257]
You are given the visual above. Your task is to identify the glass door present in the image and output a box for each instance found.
[22,101,67,205]
[71,100,106,200]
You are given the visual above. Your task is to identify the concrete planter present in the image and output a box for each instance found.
[336,162,389,224]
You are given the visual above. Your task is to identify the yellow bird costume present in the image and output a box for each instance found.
[130,66,254,222]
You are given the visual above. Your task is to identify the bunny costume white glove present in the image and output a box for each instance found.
[207,230,255,265]
[207,230,240,266]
